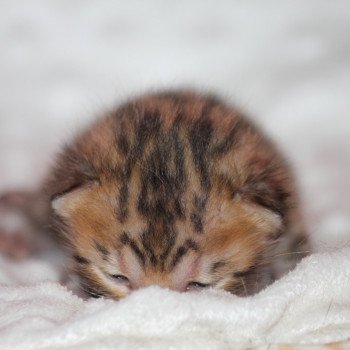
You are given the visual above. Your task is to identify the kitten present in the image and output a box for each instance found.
[0,90,309,299]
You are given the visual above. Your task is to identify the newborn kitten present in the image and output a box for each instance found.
[1,90,309,299]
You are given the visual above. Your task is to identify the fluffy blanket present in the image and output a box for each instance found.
[1,248,349,350]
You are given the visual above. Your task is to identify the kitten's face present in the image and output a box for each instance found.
[54,180,281,299]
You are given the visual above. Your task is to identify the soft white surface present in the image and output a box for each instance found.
[0,0,350,349]
[1,249,350,350]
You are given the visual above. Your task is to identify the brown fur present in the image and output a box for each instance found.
[41,90,310,299]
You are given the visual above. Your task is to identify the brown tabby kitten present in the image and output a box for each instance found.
[1,90,309,299]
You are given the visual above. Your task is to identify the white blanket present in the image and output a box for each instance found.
[1,248,349,350]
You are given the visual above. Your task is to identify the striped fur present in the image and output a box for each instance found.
[47,90,309,299]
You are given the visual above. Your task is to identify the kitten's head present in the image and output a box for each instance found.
[48,91,293,299]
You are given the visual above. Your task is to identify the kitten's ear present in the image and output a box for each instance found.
[46,147,100,218]
[51,182,97,219]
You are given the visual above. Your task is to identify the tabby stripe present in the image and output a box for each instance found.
[94,241,109,259]
[120,231,146,266]
[74,255,90,264]
[116,181,129,223]
[159,226,177,270]
[190,194,207,233]
[211,261,226,273]
[141,230,158,266]
[190,212,203,233]
[210,118,248,157]
[188,115,213,191]
[116,109,162,223]
[170,239,198,269]
[116,133,130,156]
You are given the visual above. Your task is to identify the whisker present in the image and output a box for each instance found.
[269,250,311,258]
[252,250,311,269]
[239,277,248,296]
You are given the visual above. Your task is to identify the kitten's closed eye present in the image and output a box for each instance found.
[186,281,210,291]
[110,274,129,282]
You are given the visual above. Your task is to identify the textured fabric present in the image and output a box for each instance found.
[0,248,349,350]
